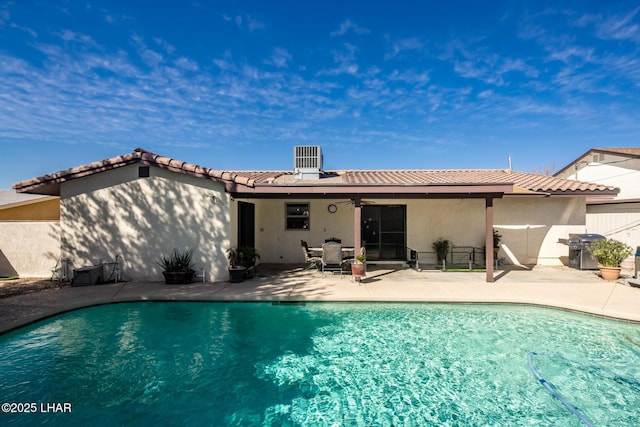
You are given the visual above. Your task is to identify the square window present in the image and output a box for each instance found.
[286,203,309,230]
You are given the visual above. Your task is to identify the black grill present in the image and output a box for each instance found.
[567,234,606,270]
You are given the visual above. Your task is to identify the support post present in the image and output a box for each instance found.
[354,196,362,258]
[485,197,494,283]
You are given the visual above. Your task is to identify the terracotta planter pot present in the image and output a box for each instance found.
[599,266,621,281]
[351,262,366,278]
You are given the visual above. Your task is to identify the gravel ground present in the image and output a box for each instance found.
[0,278,71,299]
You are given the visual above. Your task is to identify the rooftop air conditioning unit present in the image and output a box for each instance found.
[294,146,323,180]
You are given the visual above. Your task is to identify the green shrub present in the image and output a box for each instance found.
[227,247,260,268]
[588,239,633,267]
[432,238,451,262]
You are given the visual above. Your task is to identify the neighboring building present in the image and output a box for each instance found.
[0,190,60,278]
[555,148,640,265]
[13,147,617,283]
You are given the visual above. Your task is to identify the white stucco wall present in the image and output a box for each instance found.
[556,152,639,271]
[0,221,60,277]
[406,199,486,253]
[587,202,640,253]
[556,153,640,200]
[61,165,230,282]
[407,197,585,266]
[495,197,586,266]
[235,198,356,263]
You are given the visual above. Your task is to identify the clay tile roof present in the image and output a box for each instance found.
[13,148,617,197]
[243,168,616,195]
[13,148,251,195]
[230,171,289,183]
[347,169,615,194]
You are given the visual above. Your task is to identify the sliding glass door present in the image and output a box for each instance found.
[362,205,406,261]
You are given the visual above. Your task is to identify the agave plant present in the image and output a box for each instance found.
[158,248,195,272]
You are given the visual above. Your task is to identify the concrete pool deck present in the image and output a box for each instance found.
[1,264,639,333]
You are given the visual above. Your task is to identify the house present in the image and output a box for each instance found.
[13,147,618,283]
[554,148,640,264]
[0,190,60,278]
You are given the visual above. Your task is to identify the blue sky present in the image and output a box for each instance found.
[1,1,640,189]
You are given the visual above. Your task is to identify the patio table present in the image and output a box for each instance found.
[308,246,355,259]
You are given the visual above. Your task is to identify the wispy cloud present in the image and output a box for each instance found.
[55,29,100,48]
[0,4,9,26]
[224,13,266,32]
[384,37,423,60]
[130,34,164,68]
[547,46,595,65]
[153,37,176,55]
[594,7,640,41]
[443,40,537,86]
[516,5,640,98]
[213,53,235,71]
[2,1,640,176]
[100,8,133,26]
[330,19,370,37]
[175,57,199,72]
[10,22,37,38]
[246,15,265,31]
[317,43,360,76]
[387,69,430,85]
[264,47,292,69]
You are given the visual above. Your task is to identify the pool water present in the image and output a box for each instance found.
[1,302,639,426]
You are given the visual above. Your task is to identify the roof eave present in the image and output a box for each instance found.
[587,197,640,205]
[0,195,59,210]
[13,154,141,196]
[229,182,516,198]
[546,190,619,197]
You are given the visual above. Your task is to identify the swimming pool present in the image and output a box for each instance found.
[1,302,639,426]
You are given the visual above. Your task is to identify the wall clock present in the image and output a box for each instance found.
[327,204,337,213]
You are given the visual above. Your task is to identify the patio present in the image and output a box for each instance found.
[1,263,640,334]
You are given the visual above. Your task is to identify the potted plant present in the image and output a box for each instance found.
[588,238,633,281]
[432,238,451,265]
[227,247,246,283]
[227,246,261,282]
[158,248,196,284]
[482,229,502,265]
[493,229,502,249]
[351,254,366,280]
[493,229,502,257]
[238,246,261,278]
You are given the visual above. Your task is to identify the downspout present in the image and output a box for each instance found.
[485,197,494,283]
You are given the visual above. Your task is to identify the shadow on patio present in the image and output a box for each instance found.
[247,262,605,287]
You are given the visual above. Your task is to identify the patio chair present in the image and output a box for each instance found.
[301,240,321,270]
[322,241,347,276]
[325,237,342,243]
